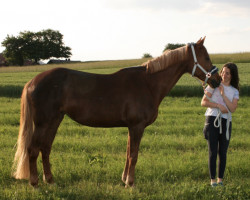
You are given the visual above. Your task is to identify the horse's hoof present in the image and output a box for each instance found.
[122,177,126,184]
[30,181,39,188]
[43,174,54,184]
[125,183,135,188]
[121,172,127,184]
[46,179,55,184]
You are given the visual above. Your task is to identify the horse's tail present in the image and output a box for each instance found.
[12,80,34,180]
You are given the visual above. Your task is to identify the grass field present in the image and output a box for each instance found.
[210,52,250,64]
[0,58,249,199]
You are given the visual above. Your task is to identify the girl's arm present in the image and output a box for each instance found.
[219,86,238,113]
[201,91,228,113]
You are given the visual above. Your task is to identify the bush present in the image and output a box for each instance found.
[163,43,185,52]
[142,53,152,58]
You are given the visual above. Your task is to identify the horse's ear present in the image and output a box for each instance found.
[196,36,206,46]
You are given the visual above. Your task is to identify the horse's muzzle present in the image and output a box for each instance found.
[210,79,221,88]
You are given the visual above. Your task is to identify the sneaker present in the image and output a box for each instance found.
[211,182,218,187]
[217,182,223,186]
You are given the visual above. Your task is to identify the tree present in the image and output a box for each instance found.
[1,35,26,66]
[163,43,185,52]
[142,53,152,58]
[1,29,72,66]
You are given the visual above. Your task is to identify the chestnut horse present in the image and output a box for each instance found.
[13,37,220,187]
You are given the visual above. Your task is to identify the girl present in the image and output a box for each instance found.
[201,63,239,187]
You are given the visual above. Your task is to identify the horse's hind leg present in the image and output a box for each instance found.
[28,127,44,187]
[41,146,54,184]
[29,113,63,186]
[28,145,40,186]
[41,115,64,184]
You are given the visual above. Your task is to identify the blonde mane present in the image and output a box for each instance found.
[143,45,188,73]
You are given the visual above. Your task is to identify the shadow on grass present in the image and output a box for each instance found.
[0,84,250,98]
[168,85,250,97]
[0,85,23,98]
[1,175,28,188]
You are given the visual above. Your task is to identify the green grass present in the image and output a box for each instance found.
[0,59,250,199]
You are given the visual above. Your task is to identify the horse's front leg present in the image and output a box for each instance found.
[122,125,144,187]
[122,134,130,184]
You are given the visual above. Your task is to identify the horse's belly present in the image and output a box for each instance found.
[63,93,156,128]
[64,103,127,127]
[81,119,126,128]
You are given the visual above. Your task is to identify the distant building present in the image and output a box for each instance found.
[47,59,81,64]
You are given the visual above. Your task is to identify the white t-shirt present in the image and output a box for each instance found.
[204,84,239,121]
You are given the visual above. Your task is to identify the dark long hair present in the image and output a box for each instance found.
[220,62,240,91]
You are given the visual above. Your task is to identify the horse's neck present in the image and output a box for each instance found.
[147,63,188,105]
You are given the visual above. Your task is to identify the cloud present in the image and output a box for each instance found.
[103,0,202,11]
[103,0,250,17]
[198,1,250,18]
[208,0,250,8]
[208,26,250,37]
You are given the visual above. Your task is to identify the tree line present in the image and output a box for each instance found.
[1,28,186,66]
[1,29,71,66]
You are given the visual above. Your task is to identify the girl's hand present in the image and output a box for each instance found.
[218,85,225,97]
[217,104,228,113]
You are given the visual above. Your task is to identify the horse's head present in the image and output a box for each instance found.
[188,37,221,88]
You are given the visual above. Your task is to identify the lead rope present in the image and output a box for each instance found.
[214,109,231,140]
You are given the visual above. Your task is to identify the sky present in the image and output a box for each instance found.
[1,0,250,61]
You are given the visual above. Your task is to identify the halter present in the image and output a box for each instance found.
[189,43,218,85]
